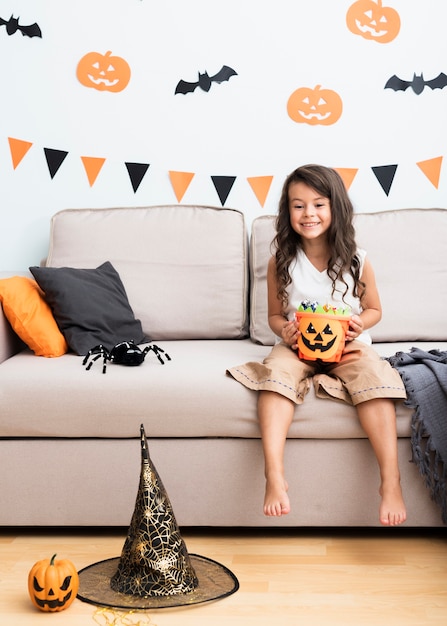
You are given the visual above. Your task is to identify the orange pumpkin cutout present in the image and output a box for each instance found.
[346,0,400,43]
[296,312,350,363]
[77,50,131,92]
[287,85,343,126]
[28,554,79,612]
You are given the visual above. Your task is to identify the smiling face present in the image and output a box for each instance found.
[288,182,332,243]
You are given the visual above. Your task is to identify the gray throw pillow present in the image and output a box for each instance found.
[30,261,146,355]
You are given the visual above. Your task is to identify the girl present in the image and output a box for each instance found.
[228,164,407,526]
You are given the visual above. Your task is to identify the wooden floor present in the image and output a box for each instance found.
[1,527,446,625]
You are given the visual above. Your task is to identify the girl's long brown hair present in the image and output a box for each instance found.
[273,164,364,310]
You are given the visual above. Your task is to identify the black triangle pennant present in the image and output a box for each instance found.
[371,164,398,196]
[125,162,150,193]
[44,148,69,179]
[211,175,236,206]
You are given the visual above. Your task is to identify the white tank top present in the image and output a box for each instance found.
[285,248,371,345]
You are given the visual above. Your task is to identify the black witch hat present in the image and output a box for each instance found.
[110,425,198,596]
[77,425,239,609]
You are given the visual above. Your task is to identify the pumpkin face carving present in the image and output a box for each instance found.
[296,313,350,362]
[287,85,343,126]
[28,554,79,612]
[77,50,131,92]
[346,0,400,43]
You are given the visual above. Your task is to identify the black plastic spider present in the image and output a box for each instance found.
[82,340,171,374]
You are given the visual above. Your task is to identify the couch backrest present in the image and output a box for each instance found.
[250,208,447,345]
[46,205,249,340]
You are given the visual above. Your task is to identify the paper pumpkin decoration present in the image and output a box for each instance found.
[28,554,79,612]
[287,85,343,126]
[76,50,131,92]
[346,0,400,43]
[296,312,350,362]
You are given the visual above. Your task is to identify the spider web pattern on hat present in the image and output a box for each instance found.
[77,424,239,609]
[110,426,198,596]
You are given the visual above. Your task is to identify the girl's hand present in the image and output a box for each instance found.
[346,314,363,342]
[281,320,300,349]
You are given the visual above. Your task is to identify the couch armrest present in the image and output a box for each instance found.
[0,304,24,363]
[0,271,28,363]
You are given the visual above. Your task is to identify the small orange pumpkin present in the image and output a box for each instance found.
[28,553,79,612]
[76,50,131,92]
[296,313,350,362]
[346,0,400,43]
[287,85,343,126]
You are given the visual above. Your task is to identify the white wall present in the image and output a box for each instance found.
[1,0,446,270]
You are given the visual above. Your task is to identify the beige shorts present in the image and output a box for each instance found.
[227,340,407,406]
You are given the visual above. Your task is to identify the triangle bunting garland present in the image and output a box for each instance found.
[416,156,443,189]
[211,175,236,206]
[81,156,106,187]
[125,162,150,193]
[169,171,195,202]
[5,136,444,201]
[371,164,398,196]
[44,148,69,179]
[8,137,33,169]
[333,167,358,190]
[247,176,273,207]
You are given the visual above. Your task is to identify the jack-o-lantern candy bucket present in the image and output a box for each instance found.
[296,311,351,363]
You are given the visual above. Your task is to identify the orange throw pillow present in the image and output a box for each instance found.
[0,276,68,357]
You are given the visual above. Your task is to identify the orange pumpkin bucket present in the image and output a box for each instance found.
[296,306,351,363]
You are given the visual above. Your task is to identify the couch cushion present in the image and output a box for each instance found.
[46,205,248,341]
[249,215,276,345]
[354,209,447,342]
[250,209,447,345]
[30,262,146,355]
[0,339,430,442]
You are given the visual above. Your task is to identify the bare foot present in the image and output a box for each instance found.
[379,481,407,526]
[264,473,290,516]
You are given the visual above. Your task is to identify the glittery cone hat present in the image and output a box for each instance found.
[110,424,198,597]
[77,424,239,610]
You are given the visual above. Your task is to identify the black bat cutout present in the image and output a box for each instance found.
[385,72,447,95]
[175,65,237,94]
[0,15,42,38]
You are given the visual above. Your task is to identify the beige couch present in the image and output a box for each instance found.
[1,205,446,527]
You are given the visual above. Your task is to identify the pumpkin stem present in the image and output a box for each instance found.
[50,554,57,566]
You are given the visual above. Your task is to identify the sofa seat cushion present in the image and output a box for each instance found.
[0,340,436,442]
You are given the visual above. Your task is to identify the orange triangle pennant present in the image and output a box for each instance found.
[416,156,443,189]
[81,156,106,187]
[333,168,358,190]
[8,137,33,169]
[247,176,273,207]
[169,171,195,202]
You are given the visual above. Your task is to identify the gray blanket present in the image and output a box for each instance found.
[387,348,447,524]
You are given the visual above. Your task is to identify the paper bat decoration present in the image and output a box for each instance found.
[0,15,42,38]
[385,72,447,95]
[175,65,237,94]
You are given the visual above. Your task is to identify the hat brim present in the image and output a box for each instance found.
[77,554,239,610]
